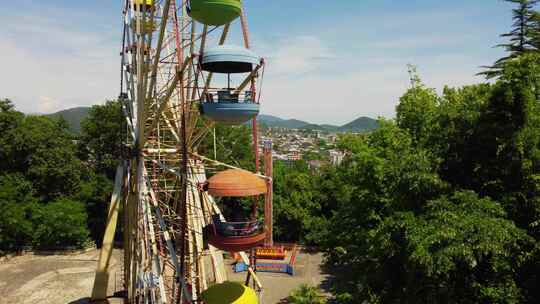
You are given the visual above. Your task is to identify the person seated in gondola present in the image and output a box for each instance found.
[204,92,214,103]
[212,197,257,237]
[244,220,260,235]
[217,89,239,103]
[244,91,253,103]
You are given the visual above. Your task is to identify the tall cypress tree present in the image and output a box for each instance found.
[531,10,540,49]
[480,0,539,78]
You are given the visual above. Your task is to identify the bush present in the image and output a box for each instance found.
[0,174,37,252]
[336,191,534,303]
[288,284,326,304]
[32,199,90,249]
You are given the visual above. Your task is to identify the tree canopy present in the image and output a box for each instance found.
[0,99,115,253]
[481,0,539,78]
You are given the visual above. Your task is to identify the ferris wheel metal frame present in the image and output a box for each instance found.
[90,0,273,303]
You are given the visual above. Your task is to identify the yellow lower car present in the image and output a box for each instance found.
[201,281,258,304]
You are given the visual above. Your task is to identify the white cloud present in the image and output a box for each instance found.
[38,96,61,113]
[367,34,478,49]
[0,10,118,114]
[257,35,489,125]
[258,35,335,77]
[0,2,501,125]
[260,66,407,125]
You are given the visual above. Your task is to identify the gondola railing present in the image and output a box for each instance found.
[212,217,264,237]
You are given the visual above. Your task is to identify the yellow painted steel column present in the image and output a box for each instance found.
[91,165,125,301]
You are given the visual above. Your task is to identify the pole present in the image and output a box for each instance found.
[91,165,125,301]
[263,140,273,246]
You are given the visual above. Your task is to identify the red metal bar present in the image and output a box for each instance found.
[264,140,273,246]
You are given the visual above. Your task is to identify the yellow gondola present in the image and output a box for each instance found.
[131,0,153,11]
[201,282,258,304]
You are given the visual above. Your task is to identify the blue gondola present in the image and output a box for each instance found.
[200,90,259,124]
[199,45,261,124]
[201,45,260,74]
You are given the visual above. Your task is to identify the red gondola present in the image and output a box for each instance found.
[206,217,267,252]
[203,169,268,252]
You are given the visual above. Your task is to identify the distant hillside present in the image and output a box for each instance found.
[259,114,378,133]
[47,107,90,133]
[338,116,379,132]
[47,107,378,134]
[257,115,311,129]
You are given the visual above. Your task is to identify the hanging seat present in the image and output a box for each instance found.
[199,45,261,124]
[201,281,258,304]
[206,216,266,252]
[187,0,242,26]
[200,100,259,125]
[126,43,151,55]
[203,169,268,252]
[130,19,156,34]
[125,63,149,74]
[201,45,260,74]
[131,0,153,11]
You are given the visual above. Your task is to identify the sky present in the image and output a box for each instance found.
[0,0,517,125]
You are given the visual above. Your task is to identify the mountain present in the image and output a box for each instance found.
[337,116,379,132]
[46,107,90,133]
[46,106,378,134]
[258,114,378,133]
[257,115,311,129]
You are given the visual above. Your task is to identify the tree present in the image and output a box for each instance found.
[0,113,83,200]
[497,54,540,239]
[532,11,540,49]
[272,161,326,243]
[329,191,535,303]
[198,123,255,171]
[322,122,447,271]
[0,99,24,173]
[463,55,540,239]
[396,66,440,146]
[0,174,37,252]
[481,0,539,78]
[435,84,492,188]
[78,100,125,179]
[0,100,102,252]
[31,199,90,249]
[73,173,114,246]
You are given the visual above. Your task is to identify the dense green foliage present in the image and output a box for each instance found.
[78,100,124,179]
[0,173,38,251]
[32,199,90,249]
[0,100,83,201]
[0,99,118,252]
[312,53,540,302]
[199,123,255,171]
[272,161,329,243]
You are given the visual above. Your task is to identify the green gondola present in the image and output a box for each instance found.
[187,0,242,26]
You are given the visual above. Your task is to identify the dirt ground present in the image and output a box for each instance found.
[0,249,123,304]
[225,249,332,304]
[0,248,328,304]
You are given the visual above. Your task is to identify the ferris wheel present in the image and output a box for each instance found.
[90,0,273,303]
